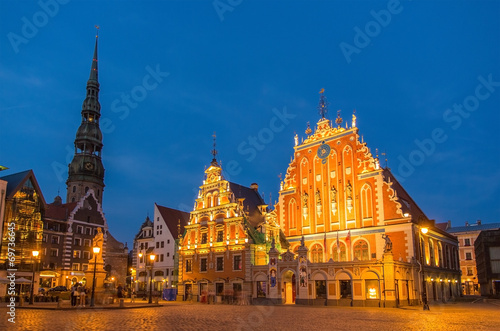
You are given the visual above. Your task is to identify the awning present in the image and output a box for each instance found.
[40,271,58,278]
[0,277,32,284]
[69,271,86,276]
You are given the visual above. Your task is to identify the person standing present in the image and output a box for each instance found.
[71,284,78,307]
[79,285,87,307]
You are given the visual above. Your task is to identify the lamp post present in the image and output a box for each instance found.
[29,250,39,305]
[149,253,156,304]
[420,227,430,310]
[90,246,101,307]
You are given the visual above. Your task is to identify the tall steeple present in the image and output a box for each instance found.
[66,31,105,204]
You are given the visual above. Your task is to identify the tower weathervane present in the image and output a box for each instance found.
[318,88,328,119]
[211,132,218,165]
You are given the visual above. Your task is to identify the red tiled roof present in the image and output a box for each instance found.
[45,202,77,220]
[155,204,190,238]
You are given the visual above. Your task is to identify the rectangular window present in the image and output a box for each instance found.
[82,264,89,271]
[72,263,80,271]
[156,242,159,249]
[77,225,83,234]
[51,236,59,244]
[167,239,170,244]
[83,251,90,260]
[161,241,164,248]
[464,238,471,246]
[74,238,81,246]
[50,249,58,257]
[201,258,208,272]
[465,252,472,260]
[167,252,170,257]
[85,228,91,235]
[73,250,81,259]
[216,257,224,271]
[217,230,224,242]
[145,243,148,249]
[185,259,192,272]
[467,267,473,276]
[201,233,208,244]
[233,255,242,271]
[84,239,91,247]
[160,254,164,262]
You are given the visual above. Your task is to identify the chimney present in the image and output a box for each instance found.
[477,220,481,225]
[250,183,258,191]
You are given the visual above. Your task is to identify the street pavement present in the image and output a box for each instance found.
[0,299,499,330]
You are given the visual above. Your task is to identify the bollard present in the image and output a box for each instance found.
[155,297,159,304]
[19,296,24,307]
[57,298,62,309]
[119,298,124,308]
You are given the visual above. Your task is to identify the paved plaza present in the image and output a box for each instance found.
[1,299,499,330]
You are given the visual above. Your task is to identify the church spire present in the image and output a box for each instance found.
[89,26,99,82]
[66,31,105,205]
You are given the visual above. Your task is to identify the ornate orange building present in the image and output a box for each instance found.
[252,91,462,307]
[178,147,284,302]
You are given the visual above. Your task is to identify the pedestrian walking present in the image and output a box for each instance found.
[131,289,136,303]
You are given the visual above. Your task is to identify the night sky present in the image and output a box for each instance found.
[1,0,499,245]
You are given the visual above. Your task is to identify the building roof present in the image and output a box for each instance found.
[45,202,78,220]
[446,222,500,234]
[229,181,265,212]
[155,204,190,238]
[0,169,47,206]
[134,216,154,240]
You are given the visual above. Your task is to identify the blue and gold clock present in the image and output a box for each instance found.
[317,143,330,164]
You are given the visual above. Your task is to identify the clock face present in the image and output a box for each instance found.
[85,162,94,171]
[317,143,331,161]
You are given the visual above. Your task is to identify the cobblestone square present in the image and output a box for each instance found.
[1,300,499,331]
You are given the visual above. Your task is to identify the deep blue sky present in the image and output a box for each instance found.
[1,0,499,245]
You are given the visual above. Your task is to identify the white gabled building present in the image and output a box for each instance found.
[132,204,189,296]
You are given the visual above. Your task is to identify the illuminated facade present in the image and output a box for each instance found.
[0,170,45,296]
[177,150,284,302]
[254,92,462,306]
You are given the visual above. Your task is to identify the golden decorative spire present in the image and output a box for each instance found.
[335,110,342,128]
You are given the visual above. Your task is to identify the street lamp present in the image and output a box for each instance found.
[29,250,39,305]
[90,246,101,307]
[419,226,430,310]
[149,253,156,304]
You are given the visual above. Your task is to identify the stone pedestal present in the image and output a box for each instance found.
[382,253,396,307]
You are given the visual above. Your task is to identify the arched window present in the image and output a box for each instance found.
[360,184,373,219]
[72,186,76,193]
[333,242,347,262]
[288,199,297,229]
[206,194,212,208]
[429,240,435,266]
[437,243,443,267]
[353,240,369,261]
[310,244,323,263]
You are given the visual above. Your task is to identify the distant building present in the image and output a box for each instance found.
[132,204,189,296]
[442,220,500,295]
[474,229,500,297]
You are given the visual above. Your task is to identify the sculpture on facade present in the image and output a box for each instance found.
[382,234,393,253]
